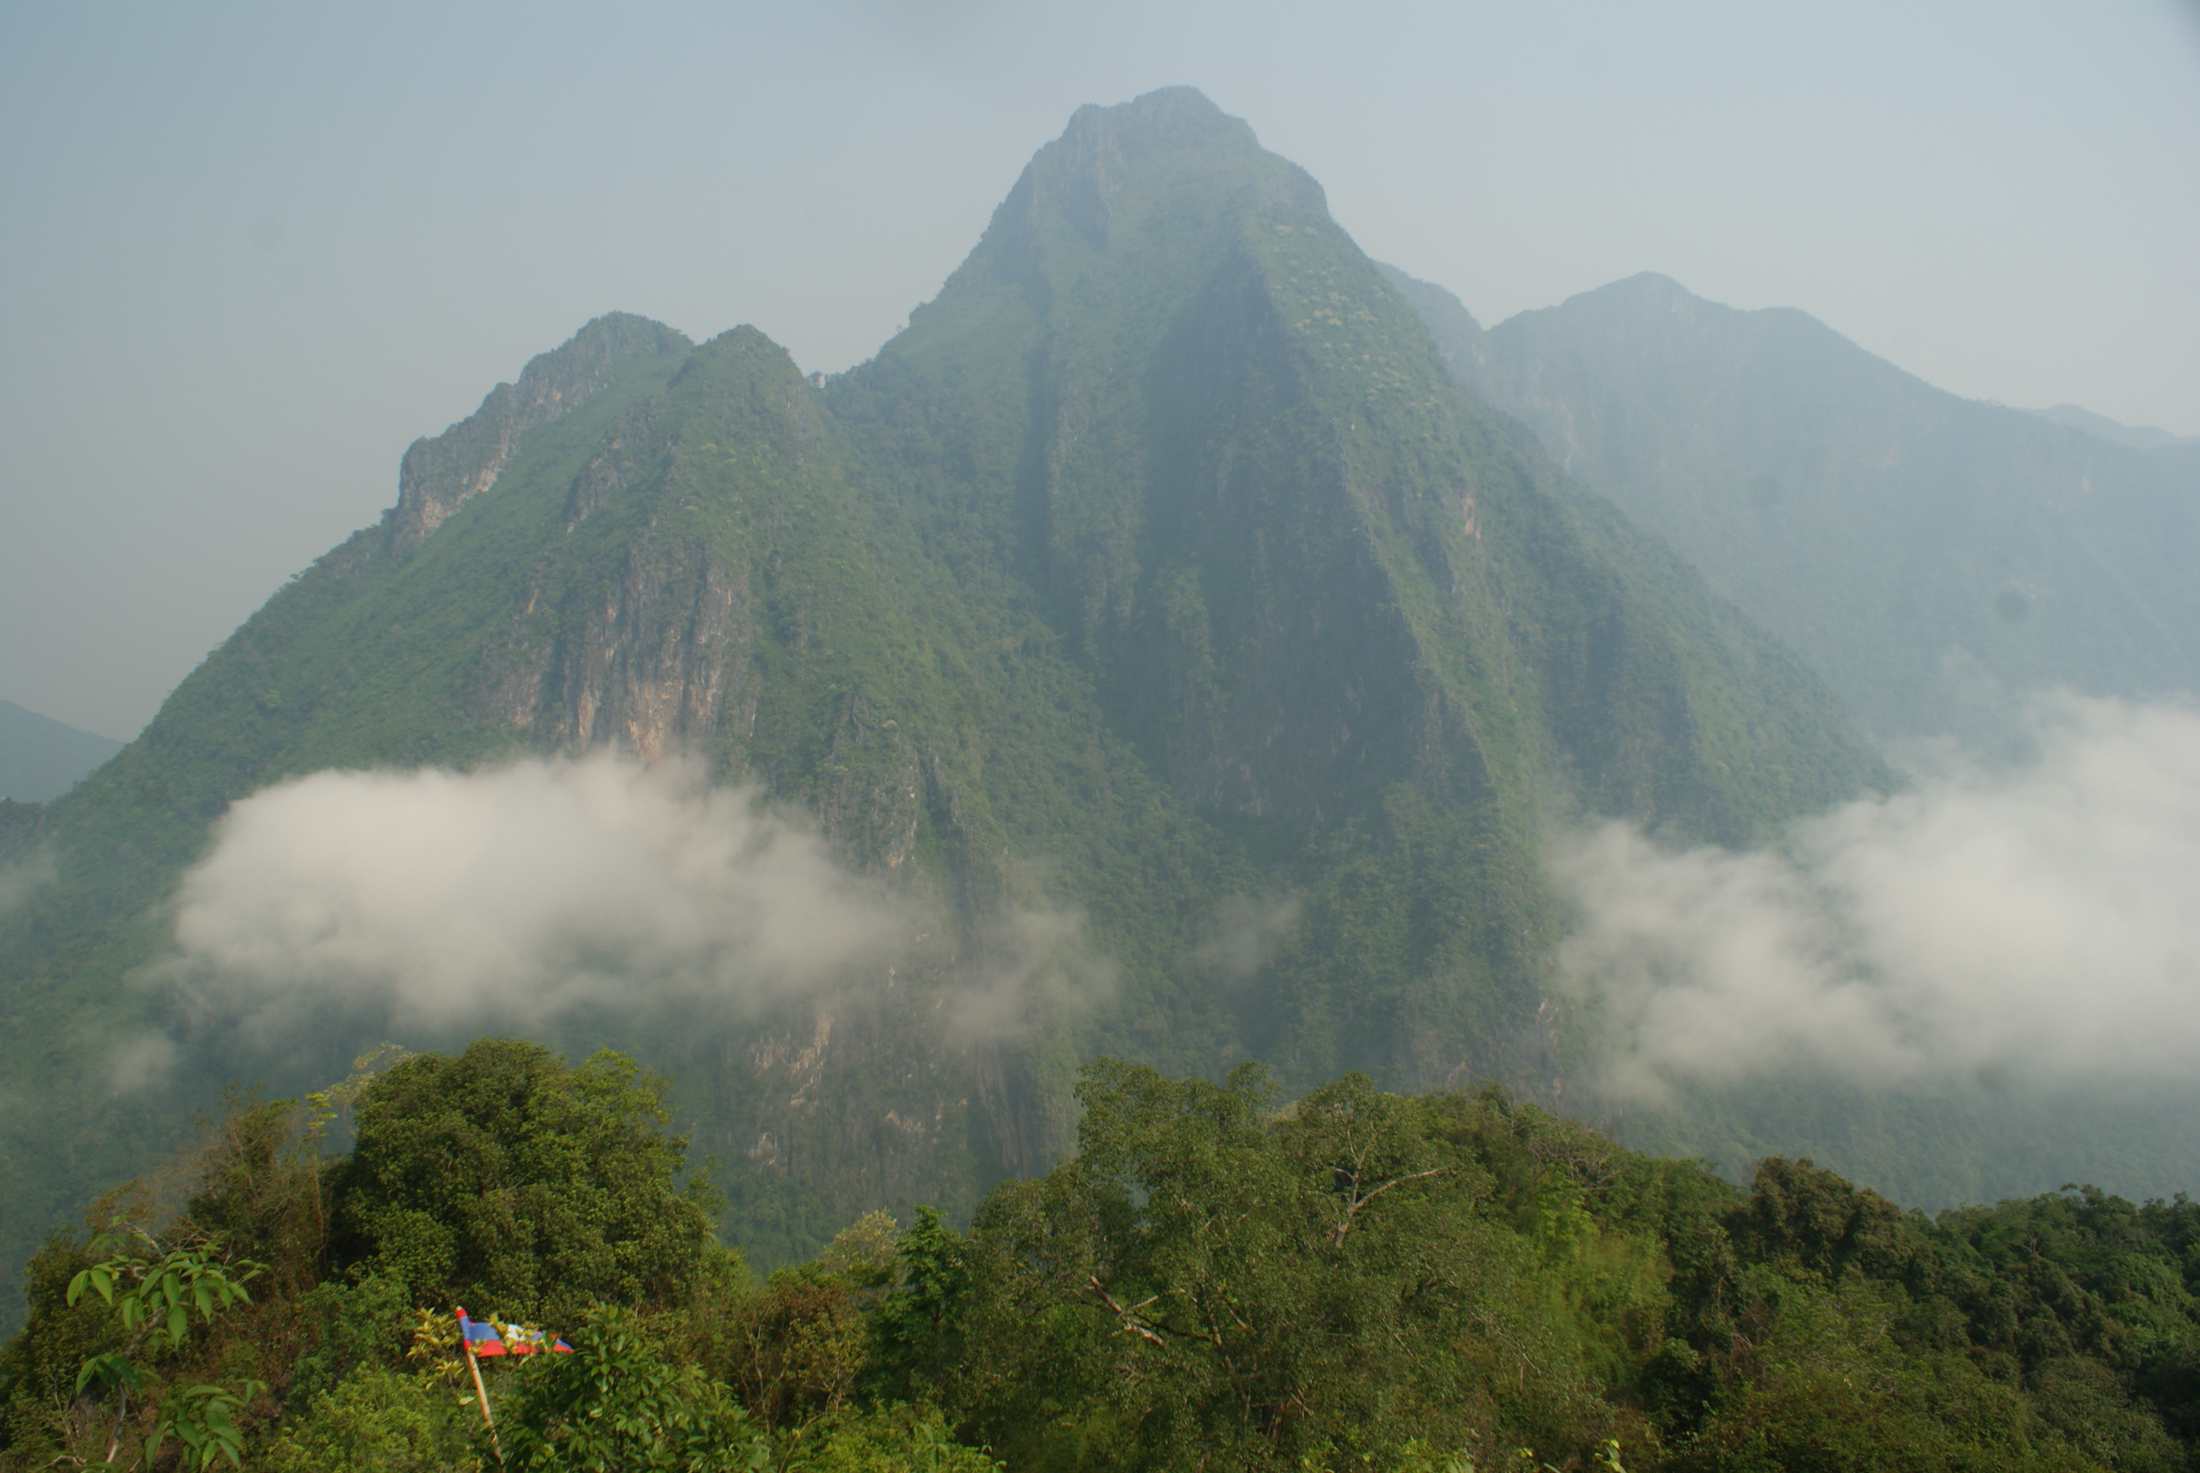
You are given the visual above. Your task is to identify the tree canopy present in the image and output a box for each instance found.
[5,1042,2200,1470]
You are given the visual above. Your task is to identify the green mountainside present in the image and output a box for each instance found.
[4,89,1887,1317]
[1399,267,2200,742]
[0,702,122,803]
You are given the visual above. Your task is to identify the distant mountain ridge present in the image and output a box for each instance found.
[1394,266,2200,742]
[2032,402,2197,451]
[0,699,122,801]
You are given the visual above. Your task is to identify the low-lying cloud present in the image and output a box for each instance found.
[164,753,1097,1038]
[104,1032,181,1097]
[1551,695,2200,1103]
[0,851,55,916]
[1191,894,1303,982]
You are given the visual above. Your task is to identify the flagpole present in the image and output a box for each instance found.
[456,1308,504,1466]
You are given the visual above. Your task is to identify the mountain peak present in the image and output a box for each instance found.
[924,86,1326,318]
[1608,269,1692,295]
[1556,273,1848,340]
[562,310,691,362]
[685,322,800,371]
[1574,271,1709,315]
[387,313,691,551]
[1492,272,1863,368]
[1021,85,1282,217]
[1059,85,1254,150]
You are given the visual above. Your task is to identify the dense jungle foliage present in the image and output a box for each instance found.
[6,1039,2199,1472]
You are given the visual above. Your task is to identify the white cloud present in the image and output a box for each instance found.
[1191,894,1303,982]
[104,1033,180,1096]
[1551,695,2200,1103]
[162,753,1101,1038]
[0,850,55,915]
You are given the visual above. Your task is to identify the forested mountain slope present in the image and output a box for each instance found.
[0,90,1886,1316]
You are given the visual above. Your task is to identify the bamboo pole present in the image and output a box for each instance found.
[457,1308,504,1465]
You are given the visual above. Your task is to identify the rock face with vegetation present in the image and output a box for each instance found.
[385,314,694,554]
[3,89,1893,1310]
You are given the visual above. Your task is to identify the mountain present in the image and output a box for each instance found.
[2033,402,2197,451]
[0,700,122,801]
[1402,267,2200,742]
[0,89,1891,1314]
[1382,264,2200,1214]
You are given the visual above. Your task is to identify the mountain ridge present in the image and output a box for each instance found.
[386,312,695,552]
[1404,263,2200,742]
[2032,401,2198,451]
[0,699,123,802]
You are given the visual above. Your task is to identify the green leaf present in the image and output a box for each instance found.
[91,1266,115,1303]
[168,1301,189,1346]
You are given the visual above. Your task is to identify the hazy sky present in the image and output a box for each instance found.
[3,0,2196,739]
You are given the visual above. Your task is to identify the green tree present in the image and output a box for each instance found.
[60,1228,264,1468]
[942,1061,1627,1471]
[721,1210,904,1437]
[868,1207,971,1400]
[496,1304,770,1473]
[330,1041,718,1327]
[260,1364,482,1473]
[779,1402,1001,1473]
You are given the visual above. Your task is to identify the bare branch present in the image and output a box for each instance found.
[1088,1275,1168,1348]
[1329,1167,1450,1247]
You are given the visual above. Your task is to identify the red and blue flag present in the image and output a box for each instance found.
[457,1309,507,1357]
[457,1309,572,1357]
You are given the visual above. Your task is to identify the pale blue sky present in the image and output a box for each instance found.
[4,0,2196,738]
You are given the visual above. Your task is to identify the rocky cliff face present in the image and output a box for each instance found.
[529,537,751,759]
[386,313,692,553]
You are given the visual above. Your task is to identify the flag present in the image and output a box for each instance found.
[501,1321,576,1355]
[457,1310,507,1357]
[456,1308,574,1356]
